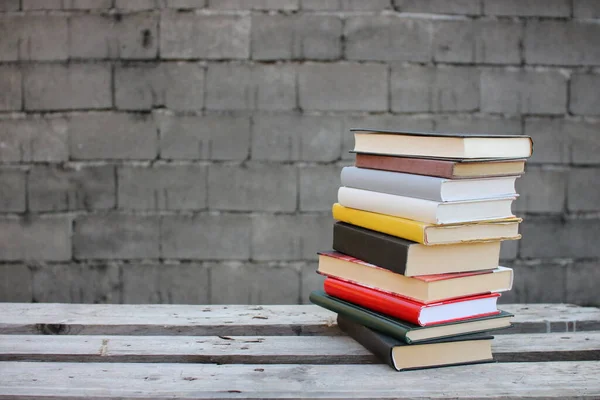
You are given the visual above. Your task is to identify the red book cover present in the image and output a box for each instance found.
[323,277,501,326]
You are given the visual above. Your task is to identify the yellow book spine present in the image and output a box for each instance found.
[332,203,427,244]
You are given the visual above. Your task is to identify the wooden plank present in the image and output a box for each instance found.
[1,361,599,399]
[1,303,599,336]
[1,332,598,363]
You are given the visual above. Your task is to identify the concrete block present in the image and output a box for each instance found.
[566,261,600,306]
[0,117,68,162]
[69,113,157,160]
[251,113,343,162]
[210,263,300,304]
[115,63,204,111]
[251,213,333,261]
[503,262,566,303]
[0,66,21,111]
[483,0,570,16]
[433,19,522,64]
[570,119,600,165]
[0,168,26,212]
[394,0,481,14]
[434,115,522,136]
[32,263,121,303]
[344,16,431,62]
[70,13,158,59]
[118,164,207,210]
[481,68,567,114]
[302,0,391,10]
[206,63,296,111]
[122,263,210,304]
[0,15,68,61]
[208,0,298,10]
[158,113,250,160]
[23,0,112,8]
[160,214,252,259]
[525,21,600,66]
[161,12,249,59]
[208,164,297,211]
[300,262,322,303]
[252,14,342,60]
[0,265,32,302]
[0,0,19,10]
[299,165,342,212]
[520,217,600,258]
[568,168,600,212]
[24,63,111,111]
[391,65,479,112]
[73,214,160,259]
[298,63,387,111]
[514,167,567,213]
[163,0,207,8]
[570,74,600,116]
[499,239,518,261]
[114,0,157,8]
[28,165,115,212]
[0,215,72,261]
[574,0,600,18]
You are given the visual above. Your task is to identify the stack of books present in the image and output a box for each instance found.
[310,129,533,371]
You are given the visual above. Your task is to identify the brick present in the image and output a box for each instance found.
[158,113,250,160]
[252,15,341,61]
[0,265,32,302]
[344,16,431,62]
[251,214,333,261]
[160,214,251,259]
[394,0,481,14]
[23,0,112,8]
[73,214,160,259]
[115,63,204,111]
[300,263,322,303]
[481,68,567,114]
[209,0,299,10]
[0,117,68,163]
[434,115,522,136]
[122,263,210,304]
[0,168,26,212]
[299,165,341,212]
[210,263,300,304]
[0,215,72,261]
[568,168,600,212]
[514,167,567,213]
[391,65,479,112]
[208,164,297,211]
[566,261,600,306]
[161,12,249,59]
[570,74,600,116]
[0,15,68,61]
[503,262,566,303]
[0,0,19,10]
[70,13,158,60]
[206,64,296,111]
[525,21,600,66]
[28,165,115,212]
[433,19,522,64]
[574,0,600,18]
[499,239,518,261]
[302,0,390,10]
[251,113,343,162]
[520,217,600,258]
[32,263,121,303]
[484,0,570,16]
[298,63,387,111]
[24,64,111,111]
[0,66,21,111]
[69,113,157,160]
[118,164,207,210]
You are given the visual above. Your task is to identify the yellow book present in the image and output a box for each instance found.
[332,203,521,245]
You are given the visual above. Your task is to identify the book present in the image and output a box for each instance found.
[355,153,526,179]
[338,186,516,224]
[317,251,513,304]
[341,166,519,202]
[351,129,533,159]
[309,290,513,344]
[332,203,522,245]
[337,314,495,371]
[332,222,501,276]
[324,277,500,326]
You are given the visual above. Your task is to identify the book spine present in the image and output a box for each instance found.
[355,153,456,178]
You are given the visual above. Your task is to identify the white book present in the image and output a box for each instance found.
[337,186,516,224]
[341,167,518,202]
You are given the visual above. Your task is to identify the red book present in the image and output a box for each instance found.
[323,277,501,326]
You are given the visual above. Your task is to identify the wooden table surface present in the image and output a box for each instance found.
[1,302,599,399]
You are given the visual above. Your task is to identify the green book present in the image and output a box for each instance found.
[310,290,513,344]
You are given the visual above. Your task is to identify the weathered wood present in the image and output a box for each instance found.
[1,361,599,399]
[1,303,599,336]
[1,332,598,364]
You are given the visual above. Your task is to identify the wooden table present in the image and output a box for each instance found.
[1,302,600,399]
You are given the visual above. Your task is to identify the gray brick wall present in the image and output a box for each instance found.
[0,1,598,306]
